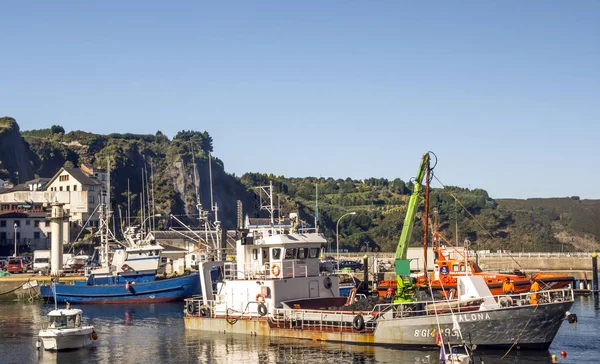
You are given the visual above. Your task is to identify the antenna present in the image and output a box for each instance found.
[315,181,319,233]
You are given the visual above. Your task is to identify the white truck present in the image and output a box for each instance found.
[33,250,51,274]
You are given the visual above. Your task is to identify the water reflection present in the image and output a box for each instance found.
[0,298,598,364]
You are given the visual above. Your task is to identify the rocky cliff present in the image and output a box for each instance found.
[9,118,254,229]
[0,117,34,183]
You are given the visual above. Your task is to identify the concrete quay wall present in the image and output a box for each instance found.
[477,256,592,271]
[0,275,86,301]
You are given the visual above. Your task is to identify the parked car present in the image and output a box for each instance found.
[337,260,363,272]
[319,259,336,273]
[7,258,27,273]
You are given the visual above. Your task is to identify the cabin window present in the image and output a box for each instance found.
[262,249,268,259]
[309,247,319,258]
[284,248,297,260]
[252,249,258,260]
[452,264,459,272]
[297,248,308,259]
[49,315,78,329]
[460,264,466,272]
[272,248,282,260]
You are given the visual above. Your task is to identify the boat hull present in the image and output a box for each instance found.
[184,300,573,349]
[39,327,94,350]
[40,273,201,304]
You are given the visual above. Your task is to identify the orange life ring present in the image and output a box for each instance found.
[271,264,281,276]
[256,293,265,303]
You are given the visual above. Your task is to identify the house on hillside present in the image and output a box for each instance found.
[45,166,106,227]
[25,177,50,191]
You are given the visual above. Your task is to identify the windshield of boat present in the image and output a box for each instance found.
[48,314,81,329]
[470,262,483,273]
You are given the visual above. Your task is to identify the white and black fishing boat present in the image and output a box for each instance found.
[184,182,576,350]
[184,228,574,349]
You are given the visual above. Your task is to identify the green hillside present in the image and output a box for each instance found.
[0,117,596,252]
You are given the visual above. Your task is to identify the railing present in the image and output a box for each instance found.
[477,252,593,258]
[334,252,595,259]
[223,261,308,280]
[185,287,574,333]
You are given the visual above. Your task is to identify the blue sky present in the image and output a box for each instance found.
[1,1,598,199]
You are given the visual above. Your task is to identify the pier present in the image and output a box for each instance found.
[0,274,86,301]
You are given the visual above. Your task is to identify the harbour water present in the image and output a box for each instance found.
[0,296,597,364]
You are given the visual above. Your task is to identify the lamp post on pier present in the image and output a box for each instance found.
[13,223,18,257]
[336,212,356,270]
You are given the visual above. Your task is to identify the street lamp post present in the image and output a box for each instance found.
[336,212,356,270]
[13,223,18,257]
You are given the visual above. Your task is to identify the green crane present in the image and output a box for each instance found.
[394,152,430,303]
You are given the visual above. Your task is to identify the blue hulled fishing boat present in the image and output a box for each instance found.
[41,198,203,304]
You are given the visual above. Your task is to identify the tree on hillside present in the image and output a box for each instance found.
[174,130,213,153]
[51,125,65,134]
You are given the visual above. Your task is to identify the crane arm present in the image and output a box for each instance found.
[395,152,430,261]
[393,152,430,303]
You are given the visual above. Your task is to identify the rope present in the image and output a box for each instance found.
[432,175,553,290]
[426,274,473,361]
[501,303,540,359]
[0,279,31,297]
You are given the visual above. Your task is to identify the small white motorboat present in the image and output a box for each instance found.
[38,303,98,351]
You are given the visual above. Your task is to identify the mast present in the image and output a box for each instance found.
[423,164,430,281]
[191,143,201,214]
[105,158,111,269]
[145,165,151,233]
[141,171,145,235]
[269,181,274,233]
[315,181,319,233]
[127,179,131,228]
[151,158,156,232]
[209,153,214,211]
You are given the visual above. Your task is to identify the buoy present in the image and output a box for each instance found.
[561,350,567,357]
[36,339,41,349]
[551,354,557,362]
[125,282,130,290]
[92,331,99,340]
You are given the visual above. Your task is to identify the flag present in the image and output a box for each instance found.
[439,343,447,362]
[436,330,443,346]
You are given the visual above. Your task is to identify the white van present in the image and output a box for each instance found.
[33,250,51,273]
